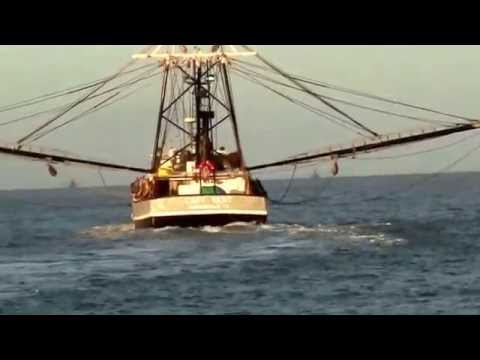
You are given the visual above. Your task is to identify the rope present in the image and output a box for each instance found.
[267,164,335,206]
[25,82,153,144]
[400,138,480,194]
[265,131,480,207]
[341,133,480,205]
[0,63,158,115]
[269,164,297,204]
[238,46,380,137]
[232,58,474,123]
[0,66,162,128]
[21,70,160,145]
[269,176,334,206]
[98,169,107,187]
[356,131,480,161]
[15,47,157,146]
[232,63,458,127]
[231,68,366,136]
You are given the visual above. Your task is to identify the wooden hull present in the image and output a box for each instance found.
[132,195,268,229]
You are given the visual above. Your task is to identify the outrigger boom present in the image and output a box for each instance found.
[0,121,477,175]
[0,143,150,173]
[248,122,480,171]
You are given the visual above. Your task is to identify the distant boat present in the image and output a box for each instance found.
[69,180,77,189]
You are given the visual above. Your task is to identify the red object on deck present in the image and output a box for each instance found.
[199,160,216,182]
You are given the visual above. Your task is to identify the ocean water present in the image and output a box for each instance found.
[1,173,480,315]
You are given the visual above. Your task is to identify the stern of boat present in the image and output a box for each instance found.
[130,171,268,229]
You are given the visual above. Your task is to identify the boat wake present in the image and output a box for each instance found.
[79,221,407,247]
[80,223,136,240]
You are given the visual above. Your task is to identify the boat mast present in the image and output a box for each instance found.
[131,45,257,171]
[221,62,245,169]
[194,63,203,164]
[194,60,217,165]
[152,65,170,170]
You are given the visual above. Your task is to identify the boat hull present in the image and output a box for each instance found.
[132,195,268,229]
[134,214,267,229]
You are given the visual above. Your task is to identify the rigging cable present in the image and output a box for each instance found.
[0,63,158,115]
[268,165,334,206]
[98,168,107,187]
[0,65,163,128]
[27,93,122,143]
[20,69,162,144]
[232,58,475,123]
[399,135,480,194]
[159,70,177,156]
[355,131,480,161]
[239,45,379,138]
[326,132,480,205]
[270,133,480,207]
[16,46,158,147]
[173,71,182,144]
[26,82,153,144]
[232,63,458,127]
[269,164,297,204]
[179,69,189,147]
[347,132,480,206]
[231,68,366,136]
[232,67,365,134]
[291,75,476,123]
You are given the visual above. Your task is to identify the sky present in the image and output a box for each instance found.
[1,45,480,190]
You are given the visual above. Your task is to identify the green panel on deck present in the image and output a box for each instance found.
[201,186,226,195]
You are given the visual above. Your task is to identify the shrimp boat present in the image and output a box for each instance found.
[128,46,269,228]
[0,45,479,229]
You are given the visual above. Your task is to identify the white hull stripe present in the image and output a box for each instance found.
[132,209,268,221]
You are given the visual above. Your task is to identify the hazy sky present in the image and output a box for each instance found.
[1,45,480,190]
